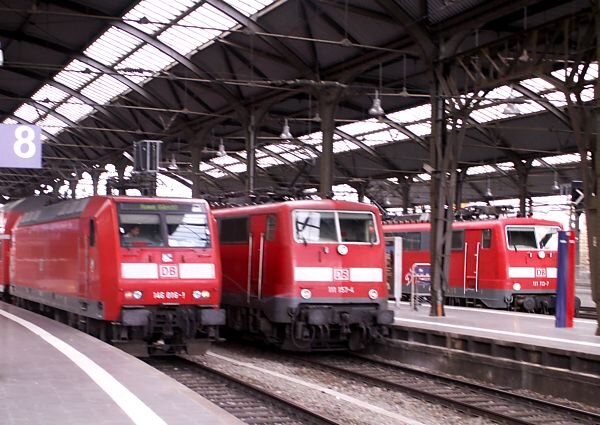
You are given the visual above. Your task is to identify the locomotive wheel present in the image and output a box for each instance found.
[348,329,365,351]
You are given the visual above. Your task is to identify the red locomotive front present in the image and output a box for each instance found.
[216,199,394,351]
[9,195,224,355]
[384,216,579,313]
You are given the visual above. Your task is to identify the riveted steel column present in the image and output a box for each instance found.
[90,169,100,196]
[593,1,600,332]
[429,72,447,317]
[318,88,342,199]
[245,114,256,195]
[190,127,210,198]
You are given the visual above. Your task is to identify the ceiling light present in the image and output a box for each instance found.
[217,138,226,157]
[280,119,293,139]
[503,102,521,115]
[485,178,493,198]
[167,154,178,170]
[552,172,560,192]
[518,49,529,62]
[399,86,409,97]
[369,90,385,116]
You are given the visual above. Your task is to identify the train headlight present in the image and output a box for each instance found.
[201,290,210,298]
[368,289,378,300]
[337,244,348,255]
[538,251,546,259]
[193,290,202,299]
[512,283,521,291]
[132,290,143,300]
[300,288,312,299]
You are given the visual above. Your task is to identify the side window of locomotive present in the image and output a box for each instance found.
[218,217,249,244]
[166,213,210,248]
[119,213,163,247]
[451,230,464,251]
[339,212,378,243]
[482,229,492,248]
[400,232,422,251]
[293,211,337,243]
[89,219,96,247]
[266,215,276,241]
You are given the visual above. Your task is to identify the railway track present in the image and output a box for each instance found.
[146,356,339,425]
[579,306,597,320]
[294,353,600,425]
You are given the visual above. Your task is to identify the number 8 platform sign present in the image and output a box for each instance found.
[0,124,42,168]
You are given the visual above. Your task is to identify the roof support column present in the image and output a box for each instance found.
[69,174,78,199]
[400,175,411,213]
[428,63,471,317]
[517,169,529,217]
[240,108,267,196]
[591,0,600,331]
[189,127,211,198]
[429,72,448,317]
[90,169,100,196]
[318,88,343,199]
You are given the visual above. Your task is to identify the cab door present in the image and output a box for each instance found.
[464,229,481,291]
[249,214,267,299]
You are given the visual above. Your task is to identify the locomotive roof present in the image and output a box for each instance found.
[383,216,562,230]
[213,199,379,216]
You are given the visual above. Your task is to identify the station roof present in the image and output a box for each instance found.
[0,0,593,208]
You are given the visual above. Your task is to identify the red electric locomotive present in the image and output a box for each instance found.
[383,216,581,313]
[4,195,225,356]
[214,199,394,351]
[0,196,52,299]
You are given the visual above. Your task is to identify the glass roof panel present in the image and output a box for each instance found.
[84,27,142,66]
[405,123,431,136]
[54,60,99,90]
[519,77,555,92]
[118,44,174,83]
[199,163,214,172]
[124,0,194,34]
[337,119,388,136]
[552,64,598,83]
[386,104,431,124]
[159,4,237,56]
[13,104,40,123]
[225,0,276,16]
[37,115,68,135]
[543,153,580,165]
[299,133,324,145]
[226,163,248,173]
[416,173,431,182]
[467,165,496,175]
[205,168,227,178]
[333,140,359,153]
[495,162,515,172]
[212,155,238,166]
[80,75,129,105]
[257,156,284,167]
[32,85,69,104]
[55,98,95,122]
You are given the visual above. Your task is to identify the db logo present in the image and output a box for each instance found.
[159,265,178,278]
[535,268,547,277]
[334,268,350,281]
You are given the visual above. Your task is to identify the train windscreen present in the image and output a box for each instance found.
[120,213,164,247]
[506,226,560,251]
[166,213,211,248]
[293,210,378,244]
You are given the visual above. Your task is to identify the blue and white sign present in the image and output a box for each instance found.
[0,124,42,168]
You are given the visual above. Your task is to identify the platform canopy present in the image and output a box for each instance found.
[0,0,595,208]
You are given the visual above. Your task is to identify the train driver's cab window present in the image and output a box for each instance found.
[293,210,378,244]
[119,214,163,247]
[482,229,492,248]
[339,212,378,243]
[166,213,210,248]
[506,226,559,250]
[294,211,337,242]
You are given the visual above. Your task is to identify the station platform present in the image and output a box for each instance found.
[0,301,241,425]
[389,301,600,357]
[383,300,600,406]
